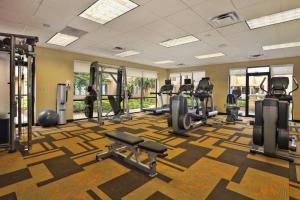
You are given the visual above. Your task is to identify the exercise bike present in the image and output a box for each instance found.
[168,78,218,136]
[250,76,299,162]
[226,87,242,123]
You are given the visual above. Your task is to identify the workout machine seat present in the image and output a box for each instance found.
[97,131,167,177]
[139,141,167,154]
[105,131,144,145]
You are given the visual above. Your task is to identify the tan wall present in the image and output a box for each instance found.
[35,47,168,121]
[169,56,300,120]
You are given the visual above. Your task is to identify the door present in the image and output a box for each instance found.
[246,71,270,116]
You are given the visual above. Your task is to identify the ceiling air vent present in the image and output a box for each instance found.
[112,46,125,52]
[209,11,241,28]
[250,54,264,58]
[60,26,88,38]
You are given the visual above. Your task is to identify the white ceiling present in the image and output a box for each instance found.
[1,0,300,68]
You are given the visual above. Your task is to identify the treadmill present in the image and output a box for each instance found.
[143,80,174,114]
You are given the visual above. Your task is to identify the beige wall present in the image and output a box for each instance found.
[35,47,168,121]
[169,56,300,120]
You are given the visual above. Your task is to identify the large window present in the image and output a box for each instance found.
[170,71,206,92]
[73,61,92,119]
[142,77,157,109]
[271,65,294,120]
[229,68,246,115]
[229,65,295,118]
[170,71,206,108]
[73,61,158,119]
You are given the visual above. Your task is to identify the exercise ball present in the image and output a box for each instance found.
[38,110,59,127]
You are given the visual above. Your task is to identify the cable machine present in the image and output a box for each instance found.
[86,61,131,124]
[0,32,38,152]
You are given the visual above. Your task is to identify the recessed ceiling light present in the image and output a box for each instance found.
[154,60,175,64]
[79,0,139,25]
[195,53,225,59]
[159,35,199,47]
[47,33,79,46]
[263,42,300,50]
[246,7,300,29]
[115,50,140,57]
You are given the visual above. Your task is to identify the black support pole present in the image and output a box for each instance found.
[9,35,16,152]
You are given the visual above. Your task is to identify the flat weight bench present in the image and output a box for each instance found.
[96,131,167,177]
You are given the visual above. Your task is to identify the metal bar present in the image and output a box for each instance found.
[97,66,104,125]
[9,35,16,152]
[0,32,38,40]
[155,79,158,109]
[27,56,33,150]
[123,67,130,117]
[109,73,117,83]
[141,76,144,110]
[17,64,22,137]
[91,61,123,70]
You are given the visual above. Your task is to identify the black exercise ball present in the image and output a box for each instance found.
[38,110,59,127]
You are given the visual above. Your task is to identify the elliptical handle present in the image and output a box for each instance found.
[260,77,268,94]
[289,76,299,95]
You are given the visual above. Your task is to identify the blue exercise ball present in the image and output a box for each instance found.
[38,110,59,127]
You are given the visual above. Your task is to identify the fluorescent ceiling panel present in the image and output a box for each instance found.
[195,53,225,59]
[159,35,199,47]
[47,33,79,46]
[79,0,139,24]
[154,60,175,64]
[115,50,140,57]
[263,42,300,50]
[247,7,300,29]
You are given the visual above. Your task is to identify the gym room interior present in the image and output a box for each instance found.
[1,0,300,199]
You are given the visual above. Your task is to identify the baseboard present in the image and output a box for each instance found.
[218,112,227,115]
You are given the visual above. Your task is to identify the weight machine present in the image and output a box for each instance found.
[86,61,131,124]
[0,32,38,152]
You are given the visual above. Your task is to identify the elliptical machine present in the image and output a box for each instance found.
[168,77,218,136]
[226,87,242,123]
[250,76,299,162]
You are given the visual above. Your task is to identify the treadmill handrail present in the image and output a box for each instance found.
[289,76,299,95]
[260,77,269,94]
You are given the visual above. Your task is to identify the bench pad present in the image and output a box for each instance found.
[105,131,144,145]
[139,141,167,154]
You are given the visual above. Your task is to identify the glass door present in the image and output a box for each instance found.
[246,67,270,116]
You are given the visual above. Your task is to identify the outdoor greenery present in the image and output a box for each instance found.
[73,72,157,119]
[74,72,89,96]
[237,99,246,107]
[73,98,156,114]
[74,72,112,96]
[128,77,156,97]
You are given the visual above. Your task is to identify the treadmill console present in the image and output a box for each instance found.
[178,79,194,94]
[160,80,174,93]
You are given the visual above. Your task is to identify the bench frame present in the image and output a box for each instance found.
[96,138,163,177]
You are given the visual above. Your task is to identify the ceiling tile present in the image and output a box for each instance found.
[181,0,206,7]
[231,0,264,9]
[68,17,101,33]
[238,0,281,20]
[131,0,152,5]
[192,0,237,20]
[217,22,249,36]
[105,6,159,33]
[1,0,300,68]
[166,8,212,35]
[145,19,187,39]
[143,0,187,17]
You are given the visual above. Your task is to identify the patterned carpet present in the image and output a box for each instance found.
[1,113,300,200]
